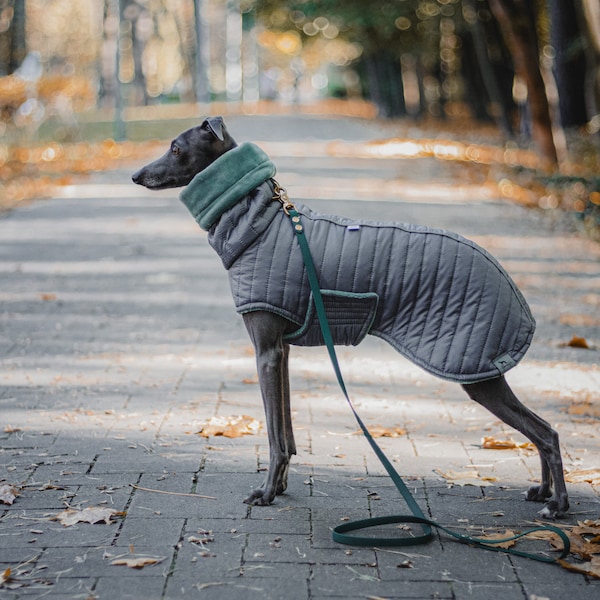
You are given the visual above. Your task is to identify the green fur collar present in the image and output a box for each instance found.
[179,142,276,230]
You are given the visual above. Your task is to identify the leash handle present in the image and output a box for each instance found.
[278,193,569,562]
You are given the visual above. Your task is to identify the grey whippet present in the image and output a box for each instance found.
[132,116,569,519]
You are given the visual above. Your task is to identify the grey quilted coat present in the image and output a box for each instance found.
[180,143,535,384]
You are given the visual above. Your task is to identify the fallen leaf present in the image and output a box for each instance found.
[565,335,590,349]
[3,425,21,433]
[52,506,124,526]
[197,415,260,438]
[477,530,518,550]
[354,425,407,438]
[572,519,600,536]
[1,568,11,585]
[188,534,214,544]
[558,557,600,579]
[0,482,19,505]
[565,402,600,419]
[482,436,535,450]
[435,469,496,487]
[39,293,57,301]
[111,556,164,569]
[564,468,600,486]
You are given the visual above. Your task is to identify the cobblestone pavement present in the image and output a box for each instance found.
[1,114,600,599]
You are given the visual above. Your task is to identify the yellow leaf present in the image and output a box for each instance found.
[354,425,407,438]
[1,568,11,585]
[197,415,260,438]
[482,436,535,450]
[111,556,164,569]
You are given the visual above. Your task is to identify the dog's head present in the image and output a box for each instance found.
[132,116,237,190]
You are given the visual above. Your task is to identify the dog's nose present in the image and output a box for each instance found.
[131,170,142,184]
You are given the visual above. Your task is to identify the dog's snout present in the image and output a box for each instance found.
[131,169,143,185]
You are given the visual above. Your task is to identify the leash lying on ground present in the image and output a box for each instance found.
[273,181,570,563]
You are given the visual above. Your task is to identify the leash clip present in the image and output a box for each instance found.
[272,179,295,215]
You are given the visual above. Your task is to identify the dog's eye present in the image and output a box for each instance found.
[171,144,180,156]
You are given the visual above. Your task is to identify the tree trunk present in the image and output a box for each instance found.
[365,51,406,119]
[549,0,587,127]
[194,0,210,103]
[489,0,558,167]
[463,0,515,136]
[0,0,27,75]
[578,0,600,123]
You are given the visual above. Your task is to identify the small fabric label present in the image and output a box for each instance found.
[493,353,517,372]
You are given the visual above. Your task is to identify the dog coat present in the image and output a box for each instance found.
[180,143,535,384]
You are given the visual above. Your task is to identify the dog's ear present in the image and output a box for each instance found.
[205,116,225,141]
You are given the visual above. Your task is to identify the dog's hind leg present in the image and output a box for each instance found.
[462,376,569,518]
[242,311,296,505]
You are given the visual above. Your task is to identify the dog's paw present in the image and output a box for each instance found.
[243,488,274,506]
[525,484,552,503]
[538,500,567,520]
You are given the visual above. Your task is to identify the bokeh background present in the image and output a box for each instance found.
[1,0,599,237]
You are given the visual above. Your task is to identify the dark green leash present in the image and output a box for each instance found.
[272,181,570,563]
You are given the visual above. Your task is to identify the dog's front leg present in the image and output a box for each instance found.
[242,311,295,505]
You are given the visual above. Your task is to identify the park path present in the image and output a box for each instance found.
[1,113,599,599]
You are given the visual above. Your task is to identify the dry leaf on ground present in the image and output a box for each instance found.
[52,506,124,526]
[564,401,600,419]
[481,436,535,451]
[477,530,517,550]
[572,519,600,537]
[1,568,11,585]
[196,415,260,438]
[564,468,600,486]
[354,425,407,438]
[435,469,496,487]
[558,557,600,579]
[111,556,165,569]
[563,335,590,349]
[0,482,19,505]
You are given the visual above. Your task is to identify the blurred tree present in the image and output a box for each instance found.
[253,0,517,123]
[99,0,119,109]
[488,0,558,165]
[462,0,516,136]
[550,0,587,128]
[578,0,600,127]
[194,0,210,103]
[0,0,26,76]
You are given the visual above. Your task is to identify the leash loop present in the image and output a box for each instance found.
[277,188,570,563]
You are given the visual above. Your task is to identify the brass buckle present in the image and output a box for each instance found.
[272,179,295,215]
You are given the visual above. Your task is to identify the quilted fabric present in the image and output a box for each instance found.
[181,145,536,384]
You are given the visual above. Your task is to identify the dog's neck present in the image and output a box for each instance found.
[179,143,276,231]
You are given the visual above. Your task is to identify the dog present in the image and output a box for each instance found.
[132,116,569,519]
